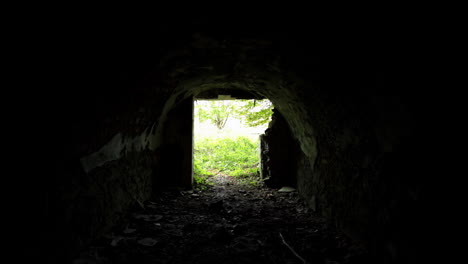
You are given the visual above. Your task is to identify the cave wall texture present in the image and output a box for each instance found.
[18,14,437,263]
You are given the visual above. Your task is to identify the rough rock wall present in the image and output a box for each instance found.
[260,109,299,188]
[155,97,194,189]
[44,95,171,262]
[54,151,153,261]
[40,49,183,262]
[35,19,427,263]
[294,72,422,262]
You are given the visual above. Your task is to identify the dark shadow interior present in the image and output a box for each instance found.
[16,13,439,263]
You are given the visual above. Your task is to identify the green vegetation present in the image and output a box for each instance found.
[196,101,234,130]
[234,99,273,127]
[193,136,263,189]
[194,137,258,176]
[196,99,273,129]
[193,99,273,188]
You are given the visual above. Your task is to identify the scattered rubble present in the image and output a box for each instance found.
[73,175,370,263]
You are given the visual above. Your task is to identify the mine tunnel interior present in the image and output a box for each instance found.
[32,16,432,263]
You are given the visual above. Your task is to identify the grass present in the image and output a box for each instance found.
[193,136,263,188]
[193,99,272,189]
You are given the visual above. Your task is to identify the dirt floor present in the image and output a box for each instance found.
[73,175,371,264]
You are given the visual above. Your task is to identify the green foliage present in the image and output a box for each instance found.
[235,99,273,127]
[194,136,260,178]
[193,174,213,190]
[195,99,273,129]
[193,99,272,188]
[239,173,264,187]
[196,101,234,130]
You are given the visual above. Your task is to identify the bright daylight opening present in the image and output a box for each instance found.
[193,99,273,188]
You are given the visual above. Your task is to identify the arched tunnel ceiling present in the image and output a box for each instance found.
[25,14,436,264]
[75,14,382,86]
[147,31,321,163]
[195,88,265,100]
[74,16,337,173]
[64,15,411,162]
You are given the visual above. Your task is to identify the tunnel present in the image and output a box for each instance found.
[21,15,435,263]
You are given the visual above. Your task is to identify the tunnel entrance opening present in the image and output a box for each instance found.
[193,98,273,189]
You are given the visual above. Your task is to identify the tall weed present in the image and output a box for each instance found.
[194,136,259,178]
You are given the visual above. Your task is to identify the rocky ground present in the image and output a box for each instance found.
[73,175,371,264]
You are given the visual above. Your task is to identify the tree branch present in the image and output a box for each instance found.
[279,232,309,264]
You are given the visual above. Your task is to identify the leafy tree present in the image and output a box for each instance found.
[195,99,273,129]
[196,100,233,130]
[193,99,274,186]
[235,99,273,127]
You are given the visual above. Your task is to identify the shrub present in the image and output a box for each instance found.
[194,136,259,178]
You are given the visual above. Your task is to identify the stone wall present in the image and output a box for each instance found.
[156,97,194,189]
[260,109,299,188]
[44,150,154,263]
[34,18,428,263]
